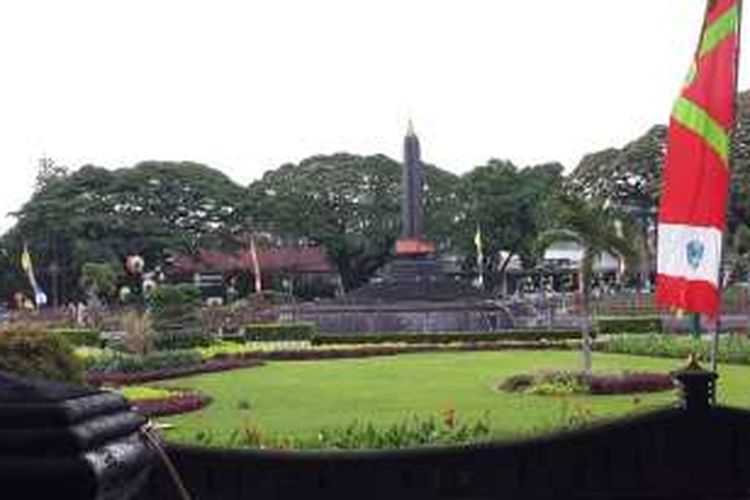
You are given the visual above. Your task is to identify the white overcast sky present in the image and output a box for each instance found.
[1,1,749,234]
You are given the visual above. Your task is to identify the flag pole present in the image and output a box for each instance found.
[711,0,744,375]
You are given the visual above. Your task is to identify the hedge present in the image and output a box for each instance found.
[0,323,84,384]
[244,322,317,341]
[595,316,663,335]
[153,329,214,350]
[49,328,101,347]
[311,329,583,345]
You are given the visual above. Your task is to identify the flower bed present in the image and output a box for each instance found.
[130,392,208,417]
[84,339,590,385]
[87,356,264,385]
[499,370,674,396]
[597,334,750,365]
[118,385,209,417]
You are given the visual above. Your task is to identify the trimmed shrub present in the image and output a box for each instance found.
[499,369,673,396]
[153,329,214,350]
[312,329,583,345]
[49,328,101,347]
[149,284,209,349]
[220,411,492,450]
[0,323,84,384]
[245,322,317,341]
[86,356,263,385]
[586,372,674,394]
[120,386,209,417]
[596,316,662,335]
[85,349,203,374]
[598,333,750,365]
[129,392,207,417]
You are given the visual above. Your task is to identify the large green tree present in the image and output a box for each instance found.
[245,153,460,290]
[4,161,246,304]
[456,160,564,290]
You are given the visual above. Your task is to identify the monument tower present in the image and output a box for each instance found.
[295,121,509,333]
[395,120,436,256]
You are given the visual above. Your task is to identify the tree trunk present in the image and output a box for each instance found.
[580,252,593,373]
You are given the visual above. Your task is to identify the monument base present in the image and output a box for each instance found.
[395,238,435,257]
[345,253,483,303]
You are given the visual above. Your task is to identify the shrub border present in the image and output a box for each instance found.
[86,340,594,385]
[129,391,209,417]
[87,357,265,385]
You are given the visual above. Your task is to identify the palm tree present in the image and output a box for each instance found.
[536,193,638,372]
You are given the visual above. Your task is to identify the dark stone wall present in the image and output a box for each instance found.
[137,406,750,500]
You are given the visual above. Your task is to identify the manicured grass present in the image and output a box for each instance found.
[153,351,750,446]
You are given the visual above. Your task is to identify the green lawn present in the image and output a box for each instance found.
[153,351,750,446]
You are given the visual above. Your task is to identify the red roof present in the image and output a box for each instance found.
[170,246,335,274]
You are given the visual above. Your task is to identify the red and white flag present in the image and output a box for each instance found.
[656,0,742,317]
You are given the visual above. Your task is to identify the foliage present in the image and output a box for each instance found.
[310,411,492,450]
[80,262,117,304]
[211,411,493,450]
[118,385,177,400]
[595,316,662,335]
[0,236,26,305]
[598,333,750,366]
[49,327,101,347]
[244,153,460,290]
[0,323,84,384]
[86,355,263,386]
[244,322,317,341]
[118,386,208,417]
[499,370,673,396]
[121,310,155,355]
[4,161,246,304]
[568,125,666,213]
[456,160,564,287]
[311,329,584,345]
[85,349,203,374]
[148,284,207,349]
[131,393,207,417]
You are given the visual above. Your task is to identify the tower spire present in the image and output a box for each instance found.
[407,118,415,137]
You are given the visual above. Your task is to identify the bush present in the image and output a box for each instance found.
[596,316,662,335]
[149,284,209,349]
[312,329,583,345]
[121,310,155,355]
[153,329,214,350]
[222,411,493,450]
[49,328,101,347]
[119,386,208,417]
[245,322,317,341]
[499,369,673,396]
[0,324,84,384]
[586,372,674,394]
[599,333,750,365]
[85,349,203,374]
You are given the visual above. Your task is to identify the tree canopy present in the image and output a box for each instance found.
[3,161,246,304]
[457,160,564,282]
[244,153,460,290]
[5,89,750,304]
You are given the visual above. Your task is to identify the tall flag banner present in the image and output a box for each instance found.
[21,244,47,307]
[656,0,742,317]
[474,226,484,287]
[250,236,263,293]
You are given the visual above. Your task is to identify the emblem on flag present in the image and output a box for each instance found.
[686,240,706,270]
